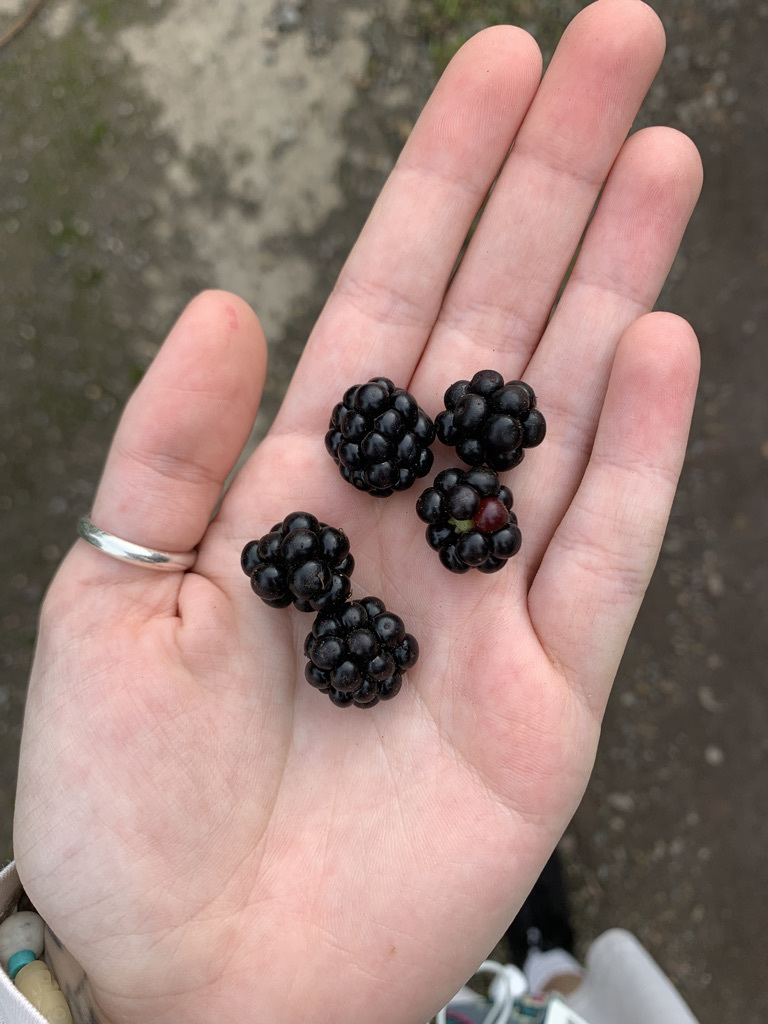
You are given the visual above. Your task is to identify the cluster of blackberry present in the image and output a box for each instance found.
[421,370,545,573]
[435,370,546,472]
[325,371,545,500]
[241,512,353,613]
[241,370,546,709]
[305,598,419,708]
[325,377,435,496]
[241,513,418,709]
[416,467,520,575]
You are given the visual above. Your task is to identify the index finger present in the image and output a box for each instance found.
[271,26,543,436]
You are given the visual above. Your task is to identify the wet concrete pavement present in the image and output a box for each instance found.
[1,1,767,1021]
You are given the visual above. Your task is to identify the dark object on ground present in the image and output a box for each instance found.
[505,849,576,969]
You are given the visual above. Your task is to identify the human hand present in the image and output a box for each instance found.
[14,2,702,1022]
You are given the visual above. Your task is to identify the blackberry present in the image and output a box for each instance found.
[325,376,436,496]
[416,466,521,574]
[435,370,546,471]
[241,511,354,612]
[304,597,419,708]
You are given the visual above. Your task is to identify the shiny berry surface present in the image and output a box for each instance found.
[242,513,353,612]
[474,497,509,534]
[416,467,521,574]
[325,377,435,496]
[435,370,546,471]
[305,598,418,708]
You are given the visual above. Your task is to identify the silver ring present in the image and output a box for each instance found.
[77,515,198,572]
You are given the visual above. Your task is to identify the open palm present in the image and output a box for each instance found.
[14,4,702,1023]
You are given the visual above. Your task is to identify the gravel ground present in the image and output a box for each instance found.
[1,1,766,1021]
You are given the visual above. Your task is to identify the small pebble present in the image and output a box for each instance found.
[706,571,725,597]
[697,686,724,714]
[0,911,45,970]
[608,792,636,814]
[704,744,725,766]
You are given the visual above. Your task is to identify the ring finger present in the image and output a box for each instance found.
[513,125,702,580]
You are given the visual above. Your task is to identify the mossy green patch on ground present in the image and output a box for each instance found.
[410,0,588,72]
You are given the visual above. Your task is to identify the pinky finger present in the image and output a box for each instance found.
[528,311,700,716]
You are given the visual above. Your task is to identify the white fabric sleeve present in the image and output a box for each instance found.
[0,862,50,1024]
[565,928,702,1024]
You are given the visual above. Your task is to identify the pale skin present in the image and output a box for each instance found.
[13,2,703,1022]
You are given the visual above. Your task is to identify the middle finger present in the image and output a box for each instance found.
[413,0,667,393]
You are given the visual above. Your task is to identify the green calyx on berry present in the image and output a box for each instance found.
[449,496,509,536]
[450,517,474,534]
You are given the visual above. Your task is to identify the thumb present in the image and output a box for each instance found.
[76,290,266,585]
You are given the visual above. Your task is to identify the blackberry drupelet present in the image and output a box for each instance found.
[435,369,546,471]
[241,511,354,612]
[304,597,419,708]
[325,376,436,496]
[416,466,521,574]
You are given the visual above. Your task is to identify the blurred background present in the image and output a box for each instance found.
[1,0,766,1020]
